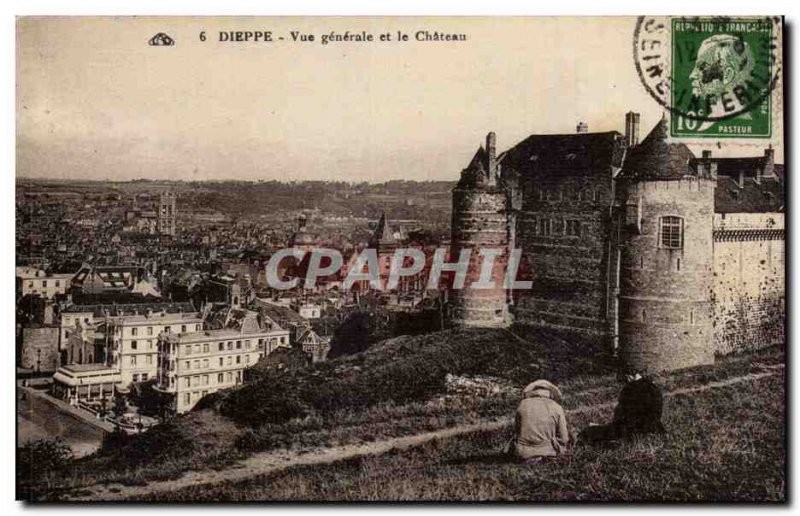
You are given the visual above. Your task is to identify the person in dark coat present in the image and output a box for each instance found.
[612,373,666,438]
[579,372,666,444]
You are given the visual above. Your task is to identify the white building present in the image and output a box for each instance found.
[52,363,121,404]
[298,303,321,319]
[105,304,202,389]
[155,308,290,414]
[16,267,73,299]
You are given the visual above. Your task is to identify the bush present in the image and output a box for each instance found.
[220,375,311,426]
[218,327,569,428]
[17,438,73,486]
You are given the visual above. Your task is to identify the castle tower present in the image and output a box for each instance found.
[616,119,716,372]
[158,192,177,236]
[450,132,511,327]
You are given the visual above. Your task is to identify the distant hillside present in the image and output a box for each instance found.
[16,178,456,226]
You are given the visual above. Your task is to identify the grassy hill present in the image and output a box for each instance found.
[22,326,606,499]
[20,327,785,502]
[144,371,785,502]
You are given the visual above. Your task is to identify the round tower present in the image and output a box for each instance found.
[450,132,510,327]
[616,119,716,372]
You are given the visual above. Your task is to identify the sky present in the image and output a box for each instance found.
[16,16,784,183]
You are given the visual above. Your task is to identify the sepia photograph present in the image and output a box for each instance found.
[14,13,786,503]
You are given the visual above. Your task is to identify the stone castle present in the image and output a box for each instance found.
[451,113,785,372]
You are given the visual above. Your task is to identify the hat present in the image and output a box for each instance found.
[522,379,562,402]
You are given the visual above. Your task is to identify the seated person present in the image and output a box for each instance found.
[510,379,571,462]
[612,372,666,438]
[580,372,666,444]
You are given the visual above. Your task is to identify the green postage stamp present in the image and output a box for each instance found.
[635,16,780,139]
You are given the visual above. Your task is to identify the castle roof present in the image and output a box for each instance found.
[714,156,772,178]
[456,146,491,188]
[497,131,625,176]
[715,175,784,213]
[618,118,703,181]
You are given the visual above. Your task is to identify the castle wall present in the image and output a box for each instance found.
[450,186,509,327]
[618,178,715,372]
[712,212,785,354]
[513,175,613,338]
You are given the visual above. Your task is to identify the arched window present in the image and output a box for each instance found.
[660,216,683,249]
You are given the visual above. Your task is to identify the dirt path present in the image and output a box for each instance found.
[69,367,782,501]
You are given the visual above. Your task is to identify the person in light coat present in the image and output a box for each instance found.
[510,379,571,462]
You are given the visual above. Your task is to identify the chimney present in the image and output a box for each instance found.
[576,121,589,134]
[625,112,641,147]
[700,150,717,178]
[763,145,775,177]
[485,132,497,183]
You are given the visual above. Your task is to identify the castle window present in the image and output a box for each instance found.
[566,220,581,237]
[538,218,552,236]
[660,216,683,249]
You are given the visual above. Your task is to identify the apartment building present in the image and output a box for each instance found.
[155,310,290,413]
[105,302,202,389]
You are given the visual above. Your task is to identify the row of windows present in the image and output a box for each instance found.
[129,354,155,367]
[534,188,601,202]
[533,218,583,237]
[129,323,201,337]
[183,370,243,389]
[182,337,286,356]
[132,373,150,382]
[529,216,685,249]
[182,385,233,407]
[130,340,154,351]
[26,279,62,288]
[183,353,253,371]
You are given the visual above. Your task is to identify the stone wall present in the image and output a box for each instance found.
[512,174,614,339]
[712,212,785,354]
[20,327,60,372]
[618,178,715,372]
[450,186,510,327]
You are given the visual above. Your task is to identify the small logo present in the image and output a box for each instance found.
[148,33,175,46]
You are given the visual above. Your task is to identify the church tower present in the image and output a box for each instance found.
[450,132,511,327]
[616,119,716,372]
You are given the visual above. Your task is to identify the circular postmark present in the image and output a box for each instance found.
[633,16,781,131]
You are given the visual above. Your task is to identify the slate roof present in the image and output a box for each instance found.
[205,306,265,334]
[715,175,784,213]
[618,119,703,180]
[71,265,142,289]
[713,156,773,179]
[456,146,490,188]
[253,299,308,326]
[62,301,196,317]
[498,131,625,176]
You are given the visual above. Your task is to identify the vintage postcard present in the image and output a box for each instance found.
[16,16,785,502]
